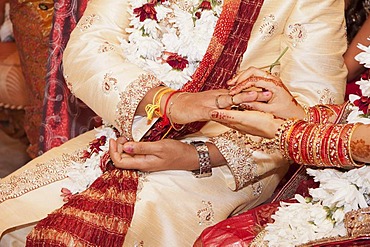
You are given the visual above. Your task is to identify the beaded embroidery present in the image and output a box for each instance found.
[0,152,84,203]
[115,74,162,139]
[259,14,278,40]
[78,14,100,32]
[102,72,118,94]
[98,41,115,53]
[210,130,260,192]
[197,200,215,226]
[317,88,336,104]
[287,23,307,47]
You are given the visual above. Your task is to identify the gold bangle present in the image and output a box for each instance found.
[168,92,186,131]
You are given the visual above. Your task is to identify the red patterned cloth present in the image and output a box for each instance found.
[193,202,282,247]
[39,0,101,155]
[9,0,54,158]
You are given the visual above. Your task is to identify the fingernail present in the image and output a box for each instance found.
[123,144,134,153]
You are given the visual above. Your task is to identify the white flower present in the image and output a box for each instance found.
[355,42,370,68]
[264,195,341,247]
[347,107,370,124]
[62,126,117,195]
[121,0,223,89]
[356,78,370,97]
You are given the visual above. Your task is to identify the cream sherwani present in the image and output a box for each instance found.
[0,0,347,246]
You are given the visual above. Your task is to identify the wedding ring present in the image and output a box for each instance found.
[215,94,222,109]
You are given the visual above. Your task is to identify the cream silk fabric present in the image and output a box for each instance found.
[0,0,347,246]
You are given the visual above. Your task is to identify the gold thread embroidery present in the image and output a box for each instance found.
[197,200,214,226]
[317,88,336,105]
[78,14,100,31]
[0,152,84,203]
[115,74,162,139]
[102,72,118,93]
[287,23,307,47]
[98,41,115,53]
[210,130,260,192]
[259,14,278,40]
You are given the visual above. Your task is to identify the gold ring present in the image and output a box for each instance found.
[215,94,222,109]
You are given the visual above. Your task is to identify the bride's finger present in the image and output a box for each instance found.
[228,66,271,86]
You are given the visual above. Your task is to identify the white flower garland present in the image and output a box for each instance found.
[120,0,223,89]
[263,41,370,246]
[61,126,117,195]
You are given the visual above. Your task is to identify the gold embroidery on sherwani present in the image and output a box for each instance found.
[287,23,307,47]
[259,14,278,40]
[209,130,262,192]
[115,74,162,139]
[78,13,100,31]
[102,72,118,94]
[0,151,85,203]
[317,88,336,104]
[197,200,215,226]
[98,41,115,53]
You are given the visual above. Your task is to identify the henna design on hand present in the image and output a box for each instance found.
[211,111,234,121]
[351,139,370,160]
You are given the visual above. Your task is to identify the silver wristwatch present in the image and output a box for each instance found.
[190,141,212,178]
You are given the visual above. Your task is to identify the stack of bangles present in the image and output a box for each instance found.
[276,119,363,168]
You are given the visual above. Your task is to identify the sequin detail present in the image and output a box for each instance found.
[0,152,84,203]
[78,14,99,31]
[317,88,336,104]
[102,72,118,93]
[210,130,260,192]
[98,41,115,53]
[197,200,214,226]
[115,74,162,139]
[259,14,278,40]
[287,23,307,47]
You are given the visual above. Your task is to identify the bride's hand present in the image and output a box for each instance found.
[209,109,284,139]
[227,67,306,120]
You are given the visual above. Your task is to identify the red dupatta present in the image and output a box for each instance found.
[26,0,264,246]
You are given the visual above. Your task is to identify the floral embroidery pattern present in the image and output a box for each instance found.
[0,152,84,203]
[317,88,336,104]
[115,74,162,139]
[210,130,260,192]
[197,200,214,226]
[78,14,100,31]
[98,41,115,53]
[287,23,307,47]
[259,14,278,40]
[102,72,118,94]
